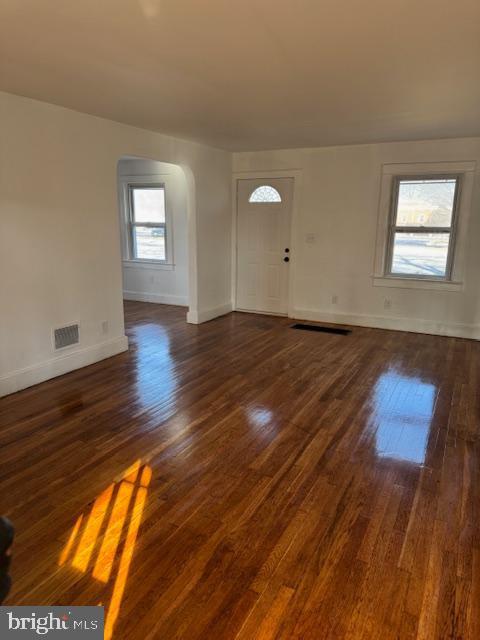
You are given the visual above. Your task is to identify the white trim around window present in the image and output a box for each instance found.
[118,174,174,266]
[373,161,476,290]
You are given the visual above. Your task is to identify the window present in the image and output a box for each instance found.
[385,176,460,279]
[248,185,282,203]
[128,185,167,261]
[374,161,475,290]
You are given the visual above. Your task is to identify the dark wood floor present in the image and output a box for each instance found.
[1,301,479,639]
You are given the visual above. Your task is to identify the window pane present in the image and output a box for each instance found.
[249,185,282,203]
[391,232,449,277]
[133,226,165,260]
[132,188,165,223]
[396,179,456,227]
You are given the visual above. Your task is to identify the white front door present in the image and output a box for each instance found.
[236,178,293,315]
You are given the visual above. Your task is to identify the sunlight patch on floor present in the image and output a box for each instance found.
[58,460,152,639]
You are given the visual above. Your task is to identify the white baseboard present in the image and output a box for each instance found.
[187,303,233,324]
[123,290,188,306]
[292,307,480,340]
[0,335,129,398]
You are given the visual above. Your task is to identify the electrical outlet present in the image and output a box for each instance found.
[332,295,338,304]
[384,298,392,310]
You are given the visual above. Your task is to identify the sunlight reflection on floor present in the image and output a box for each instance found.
[372,368,437,464]
[58,460,151,639]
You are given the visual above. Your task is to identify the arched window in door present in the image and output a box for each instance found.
[248,185,282,203]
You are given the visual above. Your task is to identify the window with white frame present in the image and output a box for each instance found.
[127,185,168,262]
[385,175,461,280]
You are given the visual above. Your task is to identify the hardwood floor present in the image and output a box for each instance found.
[1,300,479,639]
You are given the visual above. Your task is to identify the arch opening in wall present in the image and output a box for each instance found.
[117,156,192,313]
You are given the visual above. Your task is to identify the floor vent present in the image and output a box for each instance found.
[54,324,80,349]
[291,323,351,336]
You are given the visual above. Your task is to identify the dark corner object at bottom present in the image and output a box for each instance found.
[0,516,14,605]
[291,323,351,336]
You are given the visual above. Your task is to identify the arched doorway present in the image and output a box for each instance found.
[116,156,194,318]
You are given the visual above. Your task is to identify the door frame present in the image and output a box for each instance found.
[231,169,302,317]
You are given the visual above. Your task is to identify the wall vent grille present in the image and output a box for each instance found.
[54,324,79,349]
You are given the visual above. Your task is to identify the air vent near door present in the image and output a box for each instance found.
[54,324,79,349]
[291,323,351,336]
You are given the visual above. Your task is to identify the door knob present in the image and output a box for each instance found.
[283,256,290,262]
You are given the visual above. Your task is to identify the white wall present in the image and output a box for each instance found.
[233,137,480,339]
[0,91,232,396]
[118,157,189,307]
[2,89,479,399]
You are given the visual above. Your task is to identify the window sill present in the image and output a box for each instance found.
[123,260,175,271]
[372,276,464,292]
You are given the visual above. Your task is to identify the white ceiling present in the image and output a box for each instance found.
[1,0,479,151]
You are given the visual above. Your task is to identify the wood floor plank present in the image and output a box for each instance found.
[1,301,479,639]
